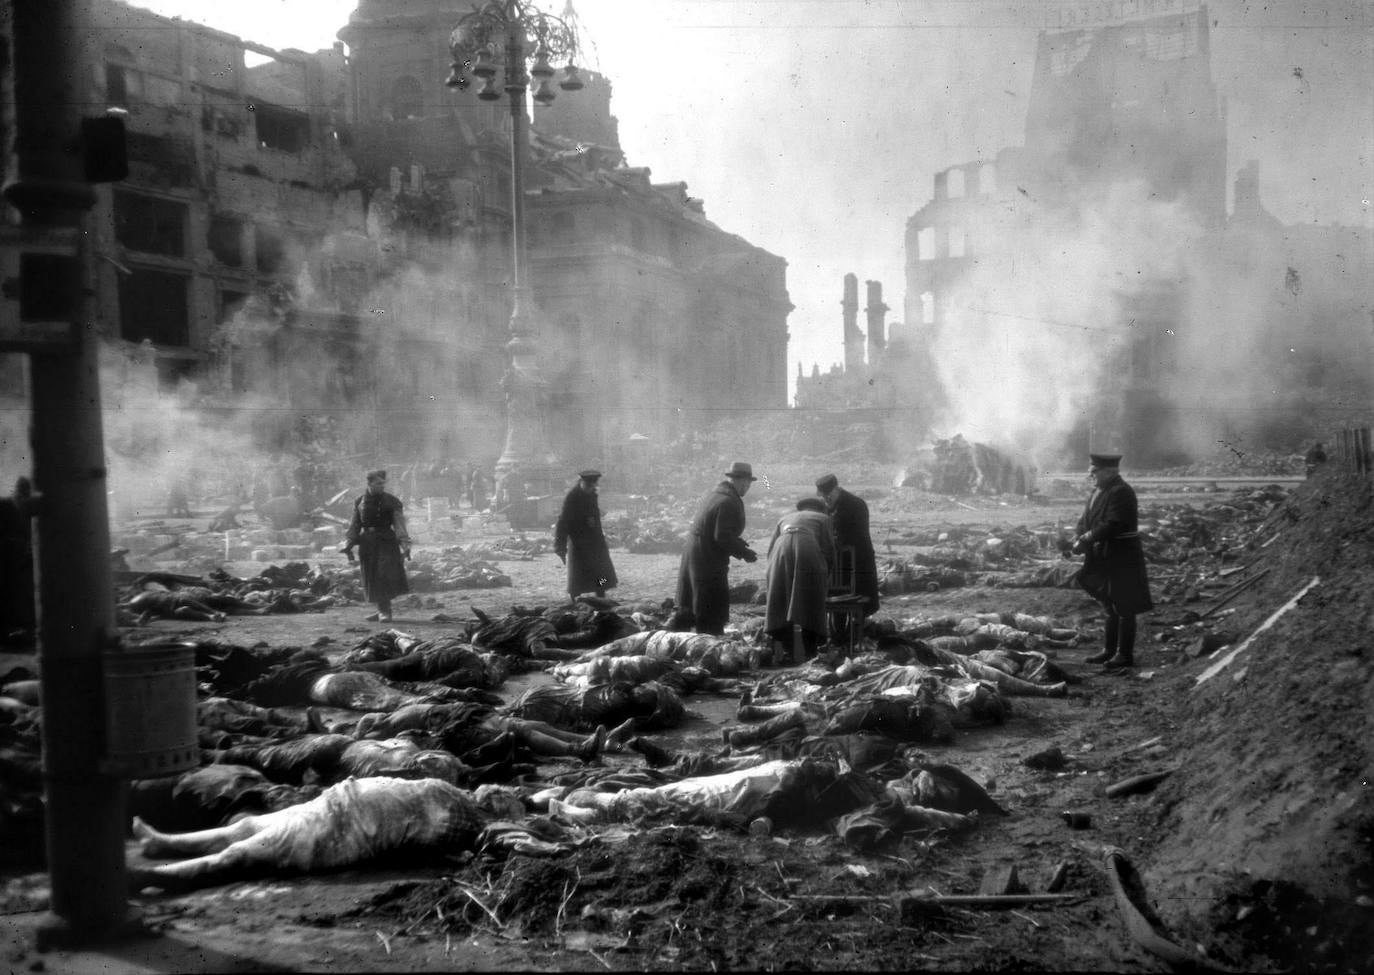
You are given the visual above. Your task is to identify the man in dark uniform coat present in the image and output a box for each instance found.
[554,469,618,599]
[1073,453,1153,670]
[341,469,411,623]
[816,472,879,616]
[676,462,759,635]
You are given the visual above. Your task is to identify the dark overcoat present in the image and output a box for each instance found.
[676,481,754,634]
[830,488,880,614]
[554,486,618,597]
[765,509,836,638]
[346,491,410,604]
[1075,474,1153,615]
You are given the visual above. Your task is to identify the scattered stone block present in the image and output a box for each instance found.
[979,863,1027,896]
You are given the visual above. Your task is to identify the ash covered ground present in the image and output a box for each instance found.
[2,462,1371,973]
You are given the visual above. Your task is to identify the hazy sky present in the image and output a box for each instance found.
[132,0,1373,388]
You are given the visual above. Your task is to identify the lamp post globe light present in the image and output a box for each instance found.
[446,1,584,497]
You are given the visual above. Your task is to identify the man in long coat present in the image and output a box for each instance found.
[676,462,759,635]
[554,469,618,599]
[341,469,411,623]
[816,473,879,615]
[765,497,836,659]
[1073,453,1153,670]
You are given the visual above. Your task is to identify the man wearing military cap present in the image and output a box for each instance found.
[340,468,412,623]
[676,462,760,634]
[554,469,618,600]
[1072,453,1153,670]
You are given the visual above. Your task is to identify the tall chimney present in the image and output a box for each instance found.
[842,273,863,373]
[865,280,888,366]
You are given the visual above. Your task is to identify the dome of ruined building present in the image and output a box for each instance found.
[338,1,471,45]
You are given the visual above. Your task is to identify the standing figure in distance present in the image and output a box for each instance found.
[1304,442,1327,478]
[764,497,836,660]
[676,462,760,635]
[341,469,412,623]
[1073,453,1153,670]
[816,472,879,617]
[469,465,490,513]
[554,469,618,600]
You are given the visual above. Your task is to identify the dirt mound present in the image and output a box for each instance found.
[1146,468,1374,971]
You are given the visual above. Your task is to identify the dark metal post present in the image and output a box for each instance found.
[4,0,135,945]
[494,5,544,480]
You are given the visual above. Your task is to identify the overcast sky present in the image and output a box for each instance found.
[133,0,1373,388]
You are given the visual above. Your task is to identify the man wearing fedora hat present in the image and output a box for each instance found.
[554,469,618,600]
[1072,453,1153,670]
[676,462,760,635]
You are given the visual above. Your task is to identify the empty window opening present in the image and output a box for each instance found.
[920,291,935,325]
[114,191,186,256]
[947,169,966,198]
[254,101,310,152]
[255,225,286,273]
[917,226,935,262]
[208,214,245,266]
[119,268,189,346]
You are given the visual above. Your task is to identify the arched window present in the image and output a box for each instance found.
[390,75,423,120]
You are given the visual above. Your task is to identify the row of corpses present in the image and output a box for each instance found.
[0,603,1081,890]
[112,556,512,626]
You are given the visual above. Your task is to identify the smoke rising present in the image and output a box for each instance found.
[923,179,1202,468]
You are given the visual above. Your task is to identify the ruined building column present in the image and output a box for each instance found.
[865,280,888,368]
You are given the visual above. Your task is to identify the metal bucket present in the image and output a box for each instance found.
[102,643,198,778]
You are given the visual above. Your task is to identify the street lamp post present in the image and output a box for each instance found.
[446,1,583,493]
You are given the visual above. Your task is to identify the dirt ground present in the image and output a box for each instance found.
[2,473,1371,972]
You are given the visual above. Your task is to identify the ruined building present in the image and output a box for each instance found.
[903,2,1371,465]
[0,0,791,478]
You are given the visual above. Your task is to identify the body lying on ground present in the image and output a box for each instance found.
[504,679,686,734]
[568,630,756,675]
[546,756,977,838]
[130,776,491,891]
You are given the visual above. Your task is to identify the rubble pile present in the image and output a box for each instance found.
[1139,467,1374,969]
[876,487,1289,598]
[899,436,1033,496]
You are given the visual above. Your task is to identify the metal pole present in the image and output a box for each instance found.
[4,0,136,946]
[494,8,543,480]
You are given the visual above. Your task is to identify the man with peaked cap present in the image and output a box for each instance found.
[341,469,412,623]
[554,469,618,600]
[816,472,880,617]
[675,462,760,635]
[1072,453,1153,670]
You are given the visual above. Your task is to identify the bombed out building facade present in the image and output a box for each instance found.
[800,1,1372,469]
[0,0,790,485]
